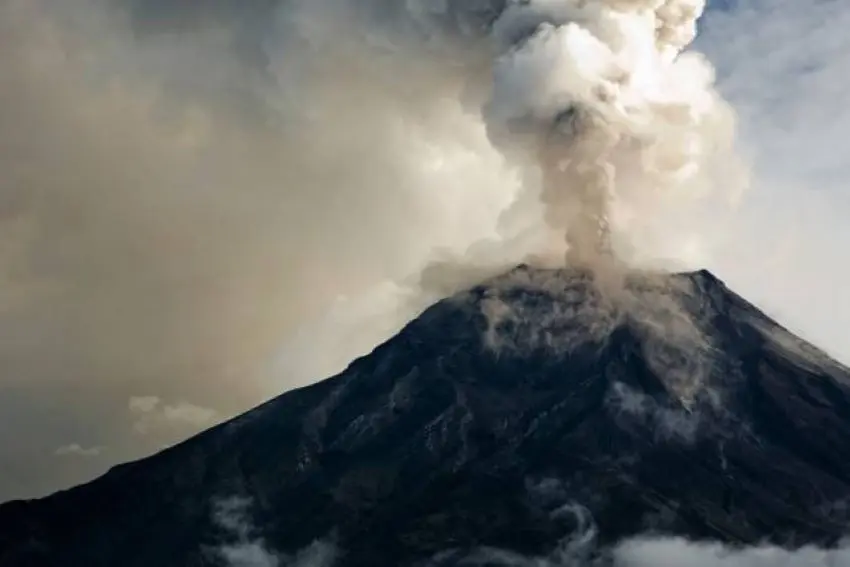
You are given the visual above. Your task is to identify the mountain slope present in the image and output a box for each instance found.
[3,266,850,566]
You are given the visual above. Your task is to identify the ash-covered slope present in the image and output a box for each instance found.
[3,266,850,567]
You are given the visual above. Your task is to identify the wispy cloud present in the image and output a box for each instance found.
[129,395,219,435]
[612,537,850,567]
[700,0,850,187]
[209,496,337,567]
[54,443,104,457]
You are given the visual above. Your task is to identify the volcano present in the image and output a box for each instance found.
[2,266,850,567]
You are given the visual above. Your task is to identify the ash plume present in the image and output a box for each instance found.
[480,0,742,268]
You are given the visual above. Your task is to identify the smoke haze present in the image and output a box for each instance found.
[0,0,530,498]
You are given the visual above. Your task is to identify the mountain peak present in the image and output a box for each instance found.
[3,265,850,567]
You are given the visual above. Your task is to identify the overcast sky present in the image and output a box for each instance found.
[0,0,849,503]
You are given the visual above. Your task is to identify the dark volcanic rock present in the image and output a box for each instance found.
[3,266,850,566]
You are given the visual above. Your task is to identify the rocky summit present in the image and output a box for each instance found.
[3,266,850,567]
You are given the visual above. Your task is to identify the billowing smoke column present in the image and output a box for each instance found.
[472,0,733,267]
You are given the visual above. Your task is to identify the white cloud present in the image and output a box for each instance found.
[129,395,219,435]
[54,443,103,457]
[128,396,160,414]
[160,401,219,426]
[430,531,850,567]
[210,496,337,567]
[613,537,850,567]
[212,496,280,567]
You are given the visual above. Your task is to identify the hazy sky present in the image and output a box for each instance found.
[696,0,850,360]
[0,0,849,503]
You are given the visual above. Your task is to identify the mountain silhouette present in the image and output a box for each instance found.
[2,265,850,566]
